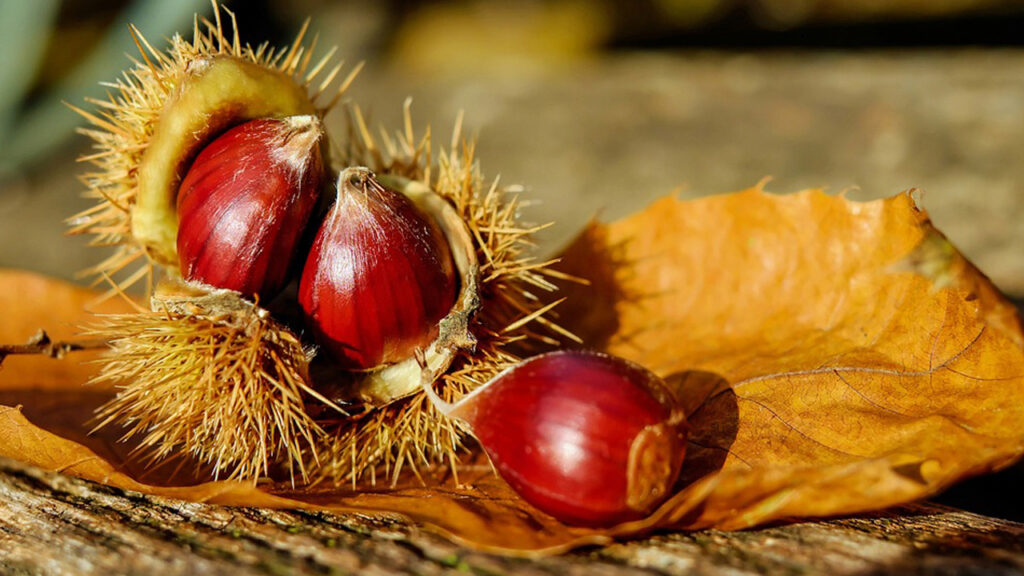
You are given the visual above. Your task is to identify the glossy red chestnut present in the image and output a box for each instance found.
[423,350,688,527]
[299,167,458,370]
[176,115,324,300]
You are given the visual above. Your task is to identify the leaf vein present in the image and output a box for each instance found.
[733,326,988,388]
[737,395,860,459]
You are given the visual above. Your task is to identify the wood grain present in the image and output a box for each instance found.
[2,456,1022,575]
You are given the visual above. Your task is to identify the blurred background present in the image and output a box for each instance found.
[0,0,1022,519]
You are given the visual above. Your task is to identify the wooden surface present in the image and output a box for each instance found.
[1,456,1022,575]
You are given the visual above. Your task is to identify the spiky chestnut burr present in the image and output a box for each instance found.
[422,350,687,527]
[177,116,323,300]
[88,279,332,482]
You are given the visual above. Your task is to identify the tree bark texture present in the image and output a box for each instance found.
[2,457,1022,575]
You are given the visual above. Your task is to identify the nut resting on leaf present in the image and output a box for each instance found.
[422,350,688,527]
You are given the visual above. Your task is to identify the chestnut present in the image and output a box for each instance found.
[423,349,688,527]
[299,168,459,371]
[175,115,324,300]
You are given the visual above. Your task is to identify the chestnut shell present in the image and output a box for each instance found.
[448,350,687,527]
[176,116,323,300]
[299,169,458,370]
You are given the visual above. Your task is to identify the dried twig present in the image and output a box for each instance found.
[0,330,107,367]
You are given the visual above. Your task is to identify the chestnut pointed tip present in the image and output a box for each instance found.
[336,166,379,195]
[338,166,374,181]
[273,115,324,172]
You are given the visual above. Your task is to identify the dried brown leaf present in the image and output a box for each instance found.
[1,187,1023,555]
